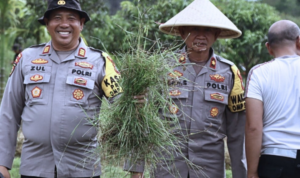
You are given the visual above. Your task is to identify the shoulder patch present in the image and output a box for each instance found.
[216,56,234,66]
[101,52,123,98]
[29,43,46,48]
[228,65,245,112]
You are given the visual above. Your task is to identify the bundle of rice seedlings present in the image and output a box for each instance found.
[95,17,188,176]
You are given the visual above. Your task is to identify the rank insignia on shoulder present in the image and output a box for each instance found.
[210,107,219,117]
[169,90,181,96]
[168,70,183,78]
[210,93,224,101]
[75,61,93,69]
[210,57,216,69]
[78,48,86,57]
[31,86,42,98]
[43,45,50,54]
[210,74,225,82]
[179,54,186,64]
[30,74,43,82]
[58,0,66,5]
[74,78,87,86]
[73,89,84,100]
[169,104,179,114]
[14,53,22,64]
[32,58,48,64]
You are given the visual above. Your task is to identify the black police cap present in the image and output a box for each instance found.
[38,0,90,25]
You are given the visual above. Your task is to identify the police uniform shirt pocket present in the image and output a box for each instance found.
[204,90,228,105]
[24,73,51,105]
[65,75,95,106]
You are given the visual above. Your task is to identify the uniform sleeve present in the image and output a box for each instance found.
[0,53,25,169]
[226,65,247,178]
[245,67,262,101]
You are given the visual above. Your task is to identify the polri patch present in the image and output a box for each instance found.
[75,61,93,69]
[74,78,87,86]
[169,90,181,96]
[78,48,86,57]
[73,89,84,100]
[210,107,219,117]
[30,74,43,82]
[169,104,179,114]
[210,74,225,82]
[31,86,42,98]
[32,58,48,64]
[210,93,224,101]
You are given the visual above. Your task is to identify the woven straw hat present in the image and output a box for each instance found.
[159,0,241,39]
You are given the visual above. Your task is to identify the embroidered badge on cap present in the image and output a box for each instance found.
[73,89,84,100]
[179,54,186,64]
[168,70,183,78]
[210,93,224,101]
[210,57,216,69]
[14,53,22,64]
[31,86,42,98]
[43,45,50,54]
[74,78,87,86]
[32,58,48,64]
[58,0,66,5]
[169,104,179,114]
[210,74,225,82]
[169,90,181,96]
[75,61,93,69]
[210,107,219,117]
[78,48,86,57]
[30,74,43,82]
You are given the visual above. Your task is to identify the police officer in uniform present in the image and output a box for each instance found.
[125,0,247,177]
[0,0,122,177]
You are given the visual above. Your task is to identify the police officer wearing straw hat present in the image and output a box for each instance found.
[125,0,247,177]
[0,0,122,177]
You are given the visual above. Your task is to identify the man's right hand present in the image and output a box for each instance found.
[0,166,10,178]
[131,172,144,178]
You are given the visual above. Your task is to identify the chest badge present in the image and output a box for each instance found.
[210,107,219,117]
[168,70,183,78]
[43,45,50,54]
[210,93,224,101]
[75,61,93,69]
[73,89,84,100]
[169,90,181,96]
[31,86,42,98]
[30,74,43,82]
[169,104,179,114]
[210,57,216,69]
[32,58,48,64]
[78,48,86,57]
[210,74,225,82]
[74,78,87,86]
[179,54,186,64]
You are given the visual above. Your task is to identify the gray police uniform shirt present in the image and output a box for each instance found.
[0,39,122,177]
[125,48,247,178]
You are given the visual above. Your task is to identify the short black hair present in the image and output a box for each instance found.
[268,22,300,47]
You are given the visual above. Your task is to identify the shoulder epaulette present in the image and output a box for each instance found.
[29,43,46,48]
[90,47,103,54]
[216,56,234,66]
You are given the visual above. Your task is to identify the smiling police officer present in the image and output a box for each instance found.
[0,0,121,178]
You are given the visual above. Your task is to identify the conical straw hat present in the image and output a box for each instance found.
[159,0,241,39]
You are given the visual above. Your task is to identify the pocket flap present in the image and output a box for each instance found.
[204,90,228,104]
[24,73,51,84]
[168,88,189,99]
[66,76,95,89]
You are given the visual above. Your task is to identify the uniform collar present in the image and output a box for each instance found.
[40,38,88,61]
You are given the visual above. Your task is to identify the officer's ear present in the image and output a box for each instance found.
[265,42,275,57]
[44,18,49,26]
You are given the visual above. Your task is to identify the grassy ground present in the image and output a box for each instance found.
[10,157,232,178]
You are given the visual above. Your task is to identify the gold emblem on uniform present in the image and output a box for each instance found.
[43,45,50,54]
[31,86,42,98]
[32,58,48,64]
[168,70,183,78]
[169,90,181,96]
[210,107,219,117]
[78,48,86,57]
[179,54,186,64]
[75,61,93,69]
[58,0,66,5]
[73,89,84,100]
[210,93,224,101]
[14,53,22,64]
[169,104,179,114]
[210,74,225,82]
[74,78,87,86]
[30,74,43,82]
[210,57,216,69]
